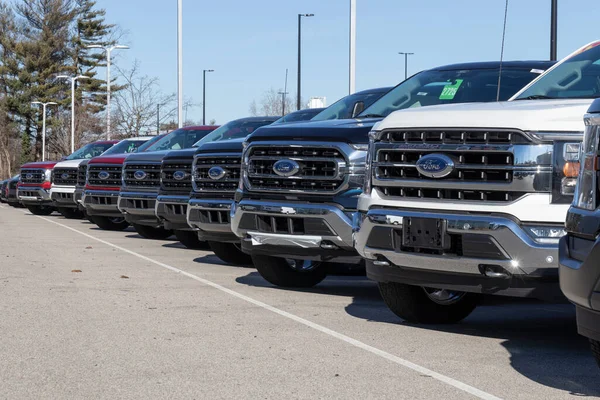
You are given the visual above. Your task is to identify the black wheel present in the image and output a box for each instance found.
[26,205,54,216]
[378,282,479,324]
[251,254,327,288]
[92,216,129,231]
[173,230,210,249]
[59,207,83,219]
[590,340,600,368]
[208,241,252,266]
[132,223,173,240]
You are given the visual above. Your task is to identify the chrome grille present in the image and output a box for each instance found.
[123,163,161,188]
[52,168,78,186]
[88,165,122,187]
[372,129,548,203]
[20,169,45,184]
[161,161,193,191]
[193,155,241,192]
[246,145,346,194]
[77,164,87,187]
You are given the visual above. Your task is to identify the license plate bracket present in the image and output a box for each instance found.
[401,217,448,250]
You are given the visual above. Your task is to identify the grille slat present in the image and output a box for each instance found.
[20,169,45,184]
[52,168,78,186]
[161,161,193,191]
[247,146,346,194]
[87,165,122,187]
[380,129,528,145]
[77,164,87,187]
[123,163,161,188]
[193,155,241,192]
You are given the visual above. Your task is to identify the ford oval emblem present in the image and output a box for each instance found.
[134,170,147,180]
[25,173,33,180]
[61,173,70,180]
[173,170,187,181]
[273,159,300,177]
[208,166,226,180]
[415,154,455,178]
[97,171,110,180]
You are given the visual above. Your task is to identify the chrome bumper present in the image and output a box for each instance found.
[354,208,559,277]
[231,199,356,251]
[17,187,51,203]
[118,191,158,216]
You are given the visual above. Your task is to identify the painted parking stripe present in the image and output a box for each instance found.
[35,214,502,400]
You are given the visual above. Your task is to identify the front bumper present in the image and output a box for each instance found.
[355,208,562,300]
[156,194,192,231]
[17,187,52,205]
[84,190,121,217]
[51,187,77,208]
[187,198,236,242]
[231,199,361,263]
[118,190,161,227]
[74,188,84,211]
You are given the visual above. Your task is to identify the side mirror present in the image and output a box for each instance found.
[351,101,365,118]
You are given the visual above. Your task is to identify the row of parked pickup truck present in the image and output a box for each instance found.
[4,40,600,368]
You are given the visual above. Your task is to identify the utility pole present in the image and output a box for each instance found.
[550,0,557,61]
[31,101,57,161]
[157,104,160,134]
[398,52,414,80]
[56,75,90,153]
[278,68,289,117]
[349,0,356,94]
[297,13,314,110]
[178,0,183,128]
[203,69,214,125]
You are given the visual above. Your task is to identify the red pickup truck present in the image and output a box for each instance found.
[17,161,58,215]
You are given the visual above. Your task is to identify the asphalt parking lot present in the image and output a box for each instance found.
[0,204,599,399]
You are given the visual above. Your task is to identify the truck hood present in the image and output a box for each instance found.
[21,161,58,169]
[377,99,593,132]
[163,148,197,162]
[246,118,382,144]
[195,138,244,154]
[123,150,171,163]
[88,154,128,165]
[53,159,86,168]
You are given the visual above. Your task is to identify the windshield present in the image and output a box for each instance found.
[137,135,164,152]
[311,91,386,121]
[64,142,114,160]
[100,139,149,155]
[514,43,600,100]
[144,129,212,151]
[273,109,323,124]
[194,119,275,145]
[360,68,544,118]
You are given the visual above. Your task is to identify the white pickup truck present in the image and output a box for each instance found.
[354,40,600,324]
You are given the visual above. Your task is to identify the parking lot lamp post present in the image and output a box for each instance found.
[203,69,214,125]
[297,13,314,110]
[31,101,58,161]
[398,52,414,80]
[56,75,90,153]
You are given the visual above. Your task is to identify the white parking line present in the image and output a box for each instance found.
[36,214,502,400]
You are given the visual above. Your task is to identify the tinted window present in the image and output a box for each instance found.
[360,68,543,118]
[137,135,165,152]
[515,43,600,100]
[101,139,149,155]
[311,91,387,121]
[273,109,323,124]
[145,129,213,151]
[195,120,275,145]
[64,142,114,160]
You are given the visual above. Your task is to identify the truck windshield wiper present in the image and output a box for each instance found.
[514,95,557,100]
[358,113,385,118]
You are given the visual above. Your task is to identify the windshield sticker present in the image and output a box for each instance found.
[417,92,428,96]
[530,69,545,74]
[439,79,464,100]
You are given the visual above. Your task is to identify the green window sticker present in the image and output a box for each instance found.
[439,79,464,100]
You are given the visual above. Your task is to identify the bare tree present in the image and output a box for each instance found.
[249,88,298,117]
[113,60,176,136]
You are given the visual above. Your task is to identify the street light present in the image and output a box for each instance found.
[398,52,414,80]
[178,0,183,128]
[87,44,129,140]
[56,74,90,153]
[297,13,314,110]
[203,69,214,125]
[31,101,58,161]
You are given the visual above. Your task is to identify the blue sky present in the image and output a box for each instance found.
[97,0,600,125]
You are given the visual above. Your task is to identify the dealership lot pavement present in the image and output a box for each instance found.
[0,204,599,399]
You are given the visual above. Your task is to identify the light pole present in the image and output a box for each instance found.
[349,0,356,94]
[550,0,557,60]
[398,52,414,80]
[87,44,129,140]
[178,0,183,128]
[278,68,289,117]
[203,69,214,125]
[297,13,314,110]
[56,75,90,153]
[31,101,57,161]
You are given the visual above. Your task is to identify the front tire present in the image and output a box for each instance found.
[27,205,54,216]
[132,223,173,240]
[92,216,129,231]
[208,241,252,265]
[591,340,600,368]
[173,230,209,249]
[378,282,479,324]
[251,254,327,288]
[59,207,83,219]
